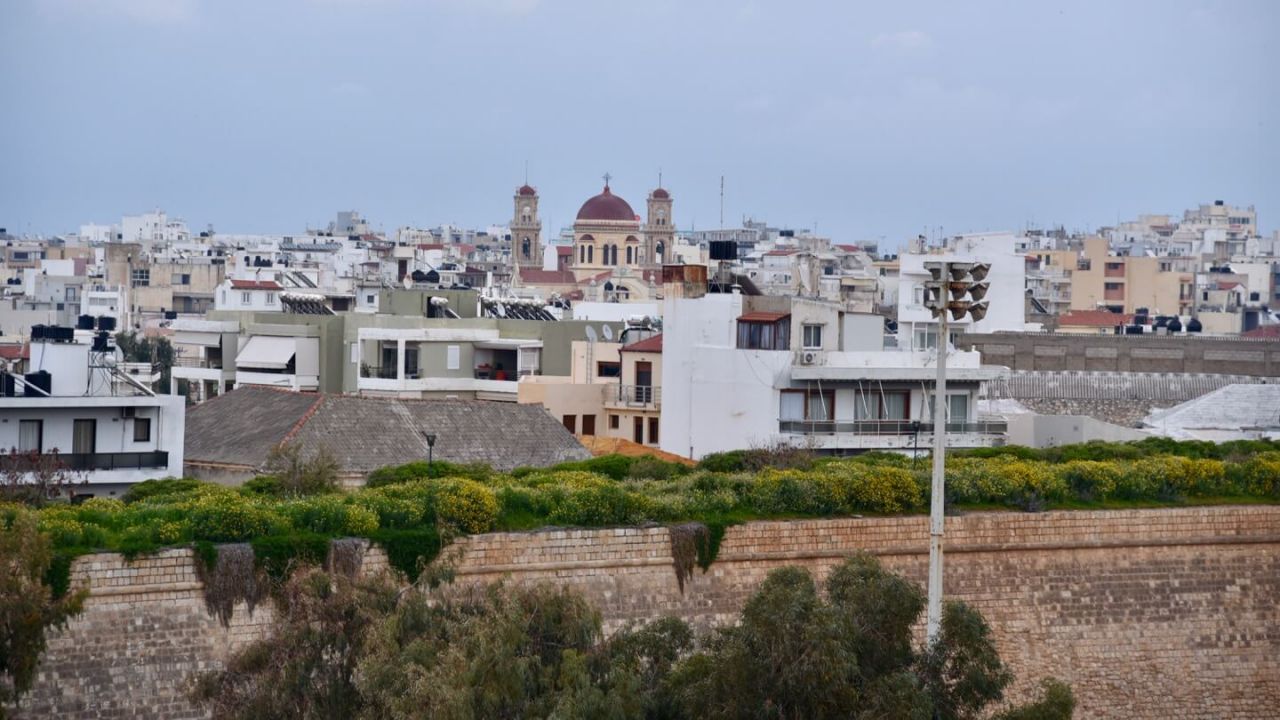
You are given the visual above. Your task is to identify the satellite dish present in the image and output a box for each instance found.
[403,276,413,289]
[584,325,598,343]
[601,325,614,341]
[495,303,507,318]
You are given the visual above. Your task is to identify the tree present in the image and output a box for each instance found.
[115,331,175,390]
[260,444,340,497]
[0,509,87,717]
[0,450,85,506]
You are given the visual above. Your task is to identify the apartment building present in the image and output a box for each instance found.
[0,328,185,497]
[1069,237,1196,315]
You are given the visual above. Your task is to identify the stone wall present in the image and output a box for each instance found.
[962,332,1280,376]
[16,507,1280,719]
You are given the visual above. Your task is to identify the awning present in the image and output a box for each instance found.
[236,336,296,370]
[474,339,543,350]
[738,311,790,323]
[173,331,222,347]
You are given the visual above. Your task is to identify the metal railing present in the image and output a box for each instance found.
[55,451,170,471]
[173,356,222,369]
[611,384,661,408]
[778,419,1007,436]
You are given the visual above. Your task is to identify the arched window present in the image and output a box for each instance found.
[611,245,619,265]
[522,238,531,257]
[626,246,633,264]
[579,245,586,263]
[587,245,594,263]
[656,241,665,262]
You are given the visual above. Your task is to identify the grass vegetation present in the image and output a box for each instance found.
[2,439,1277,601]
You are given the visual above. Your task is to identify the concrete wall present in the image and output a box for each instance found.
[18,507,1278,720]
[1005,413,1150,447]
[963,332,1280,377]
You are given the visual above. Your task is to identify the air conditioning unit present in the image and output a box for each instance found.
[120,407,137,418]
[800,351,818,365]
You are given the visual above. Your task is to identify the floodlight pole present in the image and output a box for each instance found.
[926,267,949,645]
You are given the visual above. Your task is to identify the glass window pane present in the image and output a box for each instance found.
[19,420,42,452]
[780,392,805,421]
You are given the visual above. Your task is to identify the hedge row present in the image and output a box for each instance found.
[9,445,1278,594]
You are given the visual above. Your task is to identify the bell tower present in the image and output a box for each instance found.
[512,183,542,268]
[644,185,673,266]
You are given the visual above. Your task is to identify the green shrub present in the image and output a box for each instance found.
[188,493,280,542]
[282,496,379,536]
[1229,452,1280,497]
[698,450,749,473]
[122,477,204,504]
[37,516,88,547]
[435,479,499,533]
[250,533,330,584]
[241,475,283,497]
[365,460,493,487]
[626,455,689,481]
[1058,460,1121,501]
[541,454,636,481]
[351,489,424,529]
[368,527,442,581]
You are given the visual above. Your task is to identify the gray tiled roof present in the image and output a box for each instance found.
[184,387,321,469]
[1143,384,1280,430]
[185,386,588,474]
[986,371,1269,403]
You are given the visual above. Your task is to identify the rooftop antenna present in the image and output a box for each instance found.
[719,175,725,228]
[658,167,663,188]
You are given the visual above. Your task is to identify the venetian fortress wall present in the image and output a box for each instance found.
[17,506,1280,719]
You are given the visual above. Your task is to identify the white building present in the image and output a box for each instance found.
[215,277,283,312]
[659,272,1007,460]
[1,329,185,497]
[897,232,1035,350]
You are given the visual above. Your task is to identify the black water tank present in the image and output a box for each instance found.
[1,373,15,397]
[163,311,178,320]
[1124,325,1144,335]
[30,324,47,341]
[709,240,737,260]
[97,316,117,332]
[1167,317,1183,333]
[1187,318,1203,333]
[92,331,111,353]
[77,315,96,330]
[24,370,51,397]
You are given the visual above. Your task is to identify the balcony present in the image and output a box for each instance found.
[608,384,661,409]
[53,451,170,471]
[778,419,1007,450]
[173,356,222,369]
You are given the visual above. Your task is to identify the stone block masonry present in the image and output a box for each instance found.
[16,507,1280,719]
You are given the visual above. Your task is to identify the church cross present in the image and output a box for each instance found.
[602,172,612,188]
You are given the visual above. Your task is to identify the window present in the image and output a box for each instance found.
[18,420,42,452]
[171,273,191,285]
[72,419,96,454]
[266,293,276,305]
[736,316,790,350]
[241,291,252,305]
[582,415,596,436]
[597,361,621,378]
[648,417,660,444]
[609,414,620,429]
[928,393,970,423]
[562,415,577,433]
[133,418,151,442]
[802,324,824,349]
[853,391,908,420]
[366,294,376,304]
[780,389,834,421]
[130,268,150,287]
[633,416,644,443]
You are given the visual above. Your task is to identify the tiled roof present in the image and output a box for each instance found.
[1143,384,1280,431]
[738,311,791,322]
[1057,309,1134,327]
[621,333,663,353]
[987,371,1269,403]
[1242,325,1280,339]
[556,246,573,256]
[229,279,283,291]
[0,343,28,360]
[185,386,588,475]
[519,269,578,284]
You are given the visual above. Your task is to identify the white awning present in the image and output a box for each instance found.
[174,331,222,347]
[474,339,543,350]
[236,336,296,370]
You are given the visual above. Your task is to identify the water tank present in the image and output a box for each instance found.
[92,331,111,353]
[1124,325,1144,335]
[98,316,117,332]
[30,324,47,341]
[24,370,52,397]
[709,241,737,260]
[77,315,96,330]
[0,373,15,397]
[1187,318,1203,333]
[163,311,178,320]
[1167,317,1183,333]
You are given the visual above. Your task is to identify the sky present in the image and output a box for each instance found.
[1,0,1277,248]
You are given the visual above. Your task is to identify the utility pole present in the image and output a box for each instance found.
[922,260,991,644]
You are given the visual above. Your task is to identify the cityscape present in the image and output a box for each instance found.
[1,2,1277,719]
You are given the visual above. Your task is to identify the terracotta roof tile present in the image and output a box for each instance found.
[621,333,663,353]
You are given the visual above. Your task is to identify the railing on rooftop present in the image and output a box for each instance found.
[778,419,1007,436]
[610,384,661,408]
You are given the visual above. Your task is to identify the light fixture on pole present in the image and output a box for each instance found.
[921,260,990,645]
[424,433,438,472]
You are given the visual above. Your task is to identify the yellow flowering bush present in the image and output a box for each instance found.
[1057,460,1122,500]
[282,496,379,536]
[1230,452,1280,497]
[352,489,425,529]
[189,492,281,542]
[37,516,87,546]
[435,479,499,533]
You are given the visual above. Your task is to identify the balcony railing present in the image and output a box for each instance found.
[611,384,661,408]
[173,356,223,369]
[53,451,170,471]
[778,419,1007,436]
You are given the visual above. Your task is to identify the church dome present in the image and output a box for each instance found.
[651,187,670,199]
[576,185,637,222]
[517,184,537,196]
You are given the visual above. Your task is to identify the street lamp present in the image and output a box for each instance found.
[922,260,989,644]
[424,433,438,473]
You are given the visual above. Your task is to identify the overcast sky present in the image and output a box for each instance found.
[1,0,1276,247]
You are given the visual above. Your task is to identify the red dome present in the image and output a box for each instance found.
[517,184,537,196]
[651,187,670,199]
[576,185,637,222]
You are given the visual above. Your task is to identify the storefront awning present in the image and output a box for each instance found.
[236,336,296,370]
